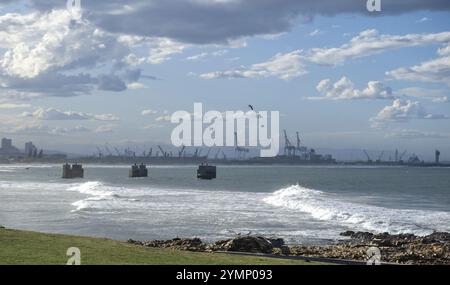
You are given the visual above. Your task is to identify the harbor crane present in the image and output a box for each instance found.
[214,149,221,160]
[96,147,103,158]
[204,149,212,159]
[193,148,199,158]
[179,146,186,158]
[158,146,168,157]
[283,130,296,157]
[104,144,113,157]
[376,151,385,163]
[234,132,250,159]
[363,150,373,163]
[399,150,407,163]
[296,132,301,150]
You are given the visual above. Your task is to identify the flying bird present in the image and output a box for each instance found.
[248,105,254,111]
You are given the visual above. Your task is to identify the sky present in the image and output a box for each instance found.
[0,0,449,160]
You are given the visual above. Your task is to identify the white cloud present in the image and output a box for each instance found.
[186,49,228,61]
[127,82,147,90]
[22,108,120,121]
[309,29,322,37]
[141,109,159,116]
[397,87,449,103]
[0,10,129,79]
[200,50,306,80]
[147,38,187,64]
[370,99,448,128]
[155,115,172,122]
[94,125,116,133]
[387,53,450,86]
[0,103,31,109]
[417,17,431,23]
[314,77,393,100]
[186,52,209,61]
[307,29,450,66]
[0,9,146,100]
[386,129,448,140]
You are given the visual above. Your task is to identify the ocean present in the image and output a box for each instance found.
[0,164,449,245]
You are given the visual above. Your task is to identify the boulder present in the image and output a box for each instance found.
[208,236,274,254]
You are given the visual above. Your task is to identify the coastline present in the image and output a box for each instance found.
[0,227,322,265]
[127,231,450,265]
[1,226,449,265]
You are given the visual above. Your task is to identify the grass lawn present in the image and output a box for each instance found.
[0,228,322,265]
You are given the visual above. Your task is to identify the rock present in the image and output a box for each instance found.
[127,239,143,246]
[280,245,291,255]
[135,238,205,252]
[340,231,355,237]
[422,232,450,244]
[268,238,285,248]
[208,236,274,254]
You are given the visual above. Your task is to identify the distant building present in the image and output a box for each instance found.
[1,138,12,149]
[0,138,21,156]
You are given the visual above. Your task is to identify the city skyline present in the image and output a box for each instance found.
[0,1,450,159]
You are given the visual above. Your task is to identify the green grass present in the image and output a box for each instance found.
[0,229,321,265]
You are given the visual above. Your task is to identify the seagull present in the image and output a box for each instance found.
[248,105,254,111]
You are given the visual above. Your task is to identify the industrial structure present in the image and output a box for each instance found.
[197,163,217,180]
[129,163,149,178]
[62,163,84,179]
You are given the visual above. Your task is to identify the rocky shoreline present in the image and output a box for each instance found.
[128,231,450,265]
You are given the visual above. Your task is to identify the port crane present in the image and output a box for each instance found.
[193,148,199,158]
[179,146,186,158]
[114,147,122,157]
[399,150,407,162]
[214,149,221,160]
[284,130,296,157]
[158,146,168,157]
[363,150,373,163]
[96,147,103,158]
[204,149,211,159]
[234,132,249,159]
[376,151,385,163]
[104,144,113,157]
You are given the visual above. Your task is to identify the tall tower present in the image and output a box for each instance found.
[435,150,441,164]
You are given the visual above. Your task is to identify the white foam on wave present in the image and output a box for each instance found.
[263,184,450,236]
[67,181,136,212]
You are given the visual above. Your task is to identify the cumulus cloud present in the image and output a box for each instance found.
[0,10,129,79]
[314,77,393,100]
[22,107,120,121]
[200,50,306,80]
[0,8,144,101]
[370,99,448,128]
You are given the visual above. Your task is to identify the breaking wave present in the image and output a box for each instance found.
[263,185,450,236]
[67,181,141,212]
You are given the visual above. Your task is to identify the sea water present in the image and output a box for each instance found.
[0,164,449,244]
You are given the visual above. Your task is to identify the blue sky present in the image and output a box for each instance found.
[0,1,449,160]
